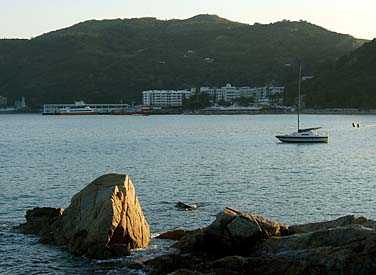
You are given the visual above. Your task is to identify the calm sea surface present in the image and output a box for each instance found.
[1,114,376,274]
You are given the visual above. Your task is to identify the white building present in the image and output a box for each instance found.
[199,87,226,102]
[199,84,284,104]
[0,96,7,107]
[221,83,241,102]
[142,89,192,107]
[143,84,284,106]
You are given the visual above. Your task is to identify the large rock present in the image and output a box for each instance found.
[255,224,376,256]
[252,224,376,274]
[16,207,64,235]
[18,174,150,259]
[174,207,288,256]
[154,216,376,275]
[208,207,288,239]
[289,215,369,234]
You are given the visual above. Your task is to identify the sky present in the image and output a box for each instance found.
[0,0,375,40]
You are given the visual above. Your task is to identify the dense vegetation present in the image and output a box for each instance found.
[304,39,376,108]
[0,14,366,108]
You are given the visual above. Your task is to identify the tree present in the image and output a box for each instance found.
[183,93,210,110]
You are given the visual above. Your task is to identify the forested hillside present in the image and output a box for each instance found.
[304,39,376,108]
[0,14,366,107]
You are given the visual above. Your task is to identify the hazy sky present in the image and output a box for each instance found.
[1,0,375,40]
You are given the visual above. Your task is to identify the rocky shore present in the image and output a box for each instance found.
[16,174,376,274]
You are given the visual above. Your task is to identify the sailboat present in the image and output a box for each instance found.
[276,65,328,143]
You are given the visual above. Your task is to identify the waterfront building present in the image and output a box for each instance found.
[142,89,192,107]
[43,101,132,114]
[221,83,241,102]
[199,84,284,104]
[0,96,7,107]
[15,97,27,109]
[199,87,226,102]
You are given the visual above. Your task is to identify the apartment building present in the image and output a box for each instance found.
[143,90,193,107]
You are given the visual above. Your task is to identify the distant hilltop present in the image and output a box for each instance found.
[0,14,368,108]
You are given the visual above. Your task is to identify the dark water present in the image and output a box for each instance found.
[1,114,376,274]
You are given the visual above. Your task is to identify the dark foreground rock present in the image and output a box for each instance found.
[146,208,376,275]
[17,173,150,259]
[173,207,288,256]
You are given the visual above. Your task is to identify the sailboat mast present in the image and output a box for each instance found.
[297,64,302,131]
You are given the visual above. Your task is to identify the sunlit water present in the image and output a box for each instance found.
[1,114,376,274]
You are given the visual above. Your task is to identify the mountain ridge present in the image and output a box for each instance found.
[0,14,368,107]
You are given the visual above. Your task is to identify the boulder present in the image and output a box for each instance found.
[208,255,309,275]
[151,213,376,275]
[18,174,150,259]
[145,254,205,275]
[156,229,189,240]
[174,207,287,256]
[255,224,376,257]
[252,224,376,274]
[16,207,63,235]
[208,207,288,238]
[289,215,368,234]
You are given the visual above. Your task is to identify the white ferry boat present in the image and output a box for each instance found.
[59,101,97,115]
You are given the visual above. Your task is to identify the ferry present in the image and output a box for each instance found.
[59,101,98,115]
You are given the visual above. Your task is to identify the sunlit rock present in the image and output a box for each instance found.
[18,174,150,259]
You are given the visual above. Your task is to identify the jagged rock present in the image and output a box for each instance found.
[208,255,310,275]
[172,228,206,253]
[145,254,205,275]
[17,174,150,259]
[175,202,197,211]
[174,207,287,257]
[156,229,189,240]
[208,207,288,238]
[254,224,376,256]
[252,224,376,274]
[16,207,64,235]
[146,254,310,275]
[168,268,204,275]
[289,215,369,234]
[152,213,376,275]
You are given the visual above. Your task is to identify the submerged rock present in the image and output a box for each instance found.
[18,174,150,259]
[175,202,197,211]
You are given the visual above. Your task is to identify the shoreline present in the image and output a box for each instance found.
[3,108,376,115]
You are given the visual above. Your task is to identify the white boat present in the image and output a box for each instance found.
[276,65,328,143]
[59,101,97,115]
[276,127,328,143]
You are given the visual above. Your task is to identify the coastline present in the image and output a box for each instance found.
[3,108,376,115]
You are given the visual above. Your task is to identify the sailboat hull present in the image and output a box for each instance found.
[276,135,328,143]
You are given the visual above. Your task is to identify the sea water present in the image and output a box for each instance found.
[1,114,376,274]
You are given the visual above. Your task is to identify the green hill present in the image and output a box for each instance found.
[0,14,367,107]
[303,39,376,108]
